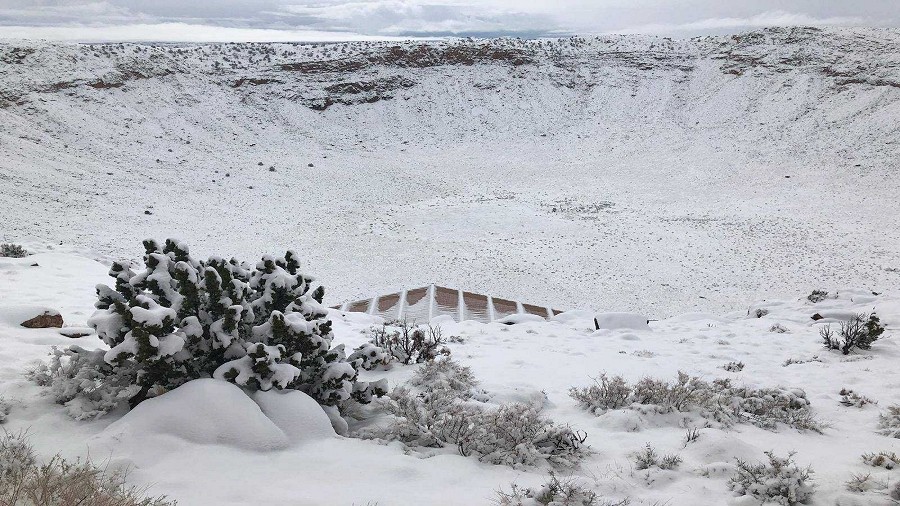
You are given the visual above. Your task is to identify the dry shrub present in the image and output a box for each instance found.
[0,431,175,506]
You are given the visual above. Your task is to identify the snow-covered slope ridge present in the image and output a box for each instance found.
[1,26,899,316]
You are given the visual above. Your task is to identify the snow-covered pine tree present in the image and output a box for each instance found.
[72,239,385,416]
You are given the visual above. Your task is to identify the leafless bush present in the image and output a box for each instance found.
[632,444,681,471]
[495,471,628,506]
[839,388,877,408]
[367,320,449,365]
[844,473,883,493]
[0,431,175,506]
[861,451,899,469]
[729,451,814,505]
[682,427,701,448]
[820,313,885,354]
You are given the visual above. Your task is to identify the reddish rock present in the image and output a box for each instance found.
[21,311,63,328]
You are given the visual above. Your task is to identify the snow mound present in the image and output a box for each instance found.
[496,313,545,325]
[593,312,650,330]
[252,389,336,443]
[101,379,289,452]
[0,305,60,327]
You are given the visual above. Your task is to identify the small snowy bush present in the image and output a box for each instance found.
[366,320,449,365]
[839,388,876,408]
[820,313,885,354]
[0,243,27,258]
[410,358,478,396]
[568,374,631,413]
[27,346,139,420]
[844,473,883,493]
[347,342,390,371]
[570,372,822,432]
[781,356,822,367]
[877,405,900,438]
[729,451,814,505]
[631,444,681,471]
[806,290,829,303]
[0,431,34,479]
[0,398,10,424]
[0,431,175,506]
[33,239,385,418]
[769,323,789,333]
[682,427,702,447]
[861,451,899,469]
[721,361,744,372]
[362,360,587,468]
[495,472,627,506]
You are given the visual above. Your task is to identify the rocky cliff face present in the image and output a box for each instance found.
[2,27,898,111]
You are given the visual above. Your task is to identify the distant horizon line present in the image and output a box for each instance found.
[1,24,896,45]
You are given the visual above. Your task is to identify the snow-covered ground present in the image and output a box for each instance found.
[2,26,900,505]
[2,27,900,317]
[1,251,898,505]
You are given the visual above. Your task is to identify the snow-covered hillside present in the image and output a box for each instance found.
[2,26,900,316]
[1,251,899,505]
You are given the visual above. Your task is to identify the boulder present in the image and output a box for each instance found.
[20,310,63,328]
[59,327,94,338]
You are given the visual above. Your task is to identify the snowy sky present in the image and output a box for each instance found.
[0,0,896,42]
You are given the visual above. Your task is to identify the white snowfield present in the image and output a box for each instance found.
[2,26,899,317]
[1,252,899,505]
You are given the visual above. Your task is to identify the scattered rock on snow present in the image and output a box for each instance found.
[19,309,63,328]
[59,327,94,338]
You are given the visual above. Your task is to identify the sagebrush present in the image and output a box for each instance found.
[838,388,876,408]
[0,430,175,506]
[729,451,814,505]
[360,359,587,468]
[495,472,629,506]
[631,443,681,471]
[569,371,822,432]
[861,451,899,469]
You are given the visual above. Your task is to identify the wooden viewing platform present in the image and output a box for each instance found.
[334,284,562,323]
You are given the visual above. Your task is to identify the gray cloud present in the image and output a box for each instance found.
[0,0,895,41]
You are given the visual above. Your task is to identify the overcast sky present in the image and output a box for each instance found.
[0,0,896,42]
